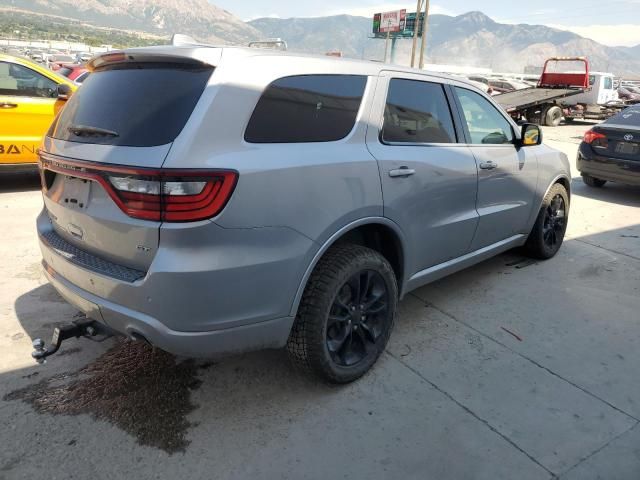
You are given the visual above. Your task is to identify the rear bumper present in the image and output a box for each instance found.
[43,262,294,357]
[37,208,313,358]
[577,143,640,186]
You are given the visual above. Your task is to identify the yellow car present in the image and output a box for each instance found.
[0,54,76,172]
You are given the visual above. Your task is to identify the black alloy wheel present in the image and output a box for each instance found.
[326,270,390,367]
[287,244,398,383]
[542,194,566,249]
[524,182,569,259]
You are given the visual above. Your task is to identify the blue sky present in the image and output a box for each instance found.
[214,0,640,46]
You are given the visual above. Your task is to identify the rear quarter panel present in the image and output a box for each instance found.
[162,55,384,244]
[161,55,385,319]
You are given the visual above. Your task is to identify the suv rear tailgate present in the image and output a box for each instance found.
[39,58,215,272]
[40,150,165,272]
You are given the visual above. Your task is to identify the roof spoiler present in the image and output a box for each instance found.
[87,51,211,71]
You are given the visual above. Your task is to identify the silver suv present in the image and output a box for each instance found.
[36,44,571,382]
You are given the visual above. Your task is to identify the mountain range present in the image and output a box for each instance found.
[1,0,261,44]
[1,0,639,76]
[249,12,640,76]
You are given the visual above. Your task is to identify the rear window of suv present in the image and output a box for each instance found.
[49,63,213,147]
[245,74,367,143]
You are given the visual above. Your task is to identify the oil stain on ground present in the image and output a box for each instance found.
[3,341,204,454]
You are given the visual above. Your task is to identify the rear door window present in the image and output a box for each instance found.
[245,74,367,143]
[382,78,456,144]
[49,63,213,147]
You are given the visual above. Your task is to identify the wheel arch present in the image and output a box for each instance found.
[525,173,572,235]
[552,175,571,199]
[289,218,407,318]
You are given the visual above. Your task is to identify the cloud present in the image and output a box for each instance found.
[547,23,640,47]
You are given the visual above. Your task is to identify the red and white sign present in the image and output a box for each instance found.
[379,9,407,33]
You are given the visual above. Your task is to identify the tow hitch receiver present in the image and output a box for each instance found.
[32,319,101,364]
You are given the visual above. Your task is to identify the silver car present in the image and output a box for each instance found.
[36,43,571,383]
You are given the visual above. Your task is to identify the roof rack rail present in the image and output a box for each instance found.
[248,38,288,51]
[171,34,201,47]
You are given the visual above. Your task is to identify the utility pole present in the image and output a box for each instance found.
[383,29,391,63]
[382,17,394,63]
[418,0,430,69]
[410,0,423,68]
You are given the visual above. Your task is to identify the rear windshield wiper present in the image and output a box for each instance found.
[68,125,119,138]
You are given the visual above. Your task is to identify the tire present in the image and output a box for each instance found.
[582,175,607,188]
[544,106,563,127]
[287,243,398,384]
[524,183,570,260]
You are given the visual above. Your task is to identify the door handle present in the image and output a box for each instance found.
[389,167,416,178]
[0,102,18,109]
[479,161,498,170]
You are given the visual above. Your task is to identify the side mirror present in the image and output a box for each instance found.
[520,123,542,147]
[57,84,72,101]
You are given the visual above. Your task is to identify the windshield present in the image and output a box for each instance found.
[49,63,214,147]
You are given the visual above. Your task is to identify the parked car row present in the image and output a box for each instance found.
[0,47,90,84]
[467,75,535,95]
[618,85,640,104]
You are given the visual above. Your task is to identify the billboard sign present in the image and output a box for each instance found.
[373,10,424,37]
[372,13,382,34]
[404,12,425,36]
[378,9,407,33]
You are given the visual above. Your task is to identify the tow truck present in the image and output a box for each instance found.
[494,57,623,126]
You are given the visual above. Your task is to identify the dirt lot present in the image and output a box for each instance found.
[1,121,639,480]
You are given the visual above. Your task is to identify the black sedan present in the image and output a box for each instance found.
[577,106,640,187]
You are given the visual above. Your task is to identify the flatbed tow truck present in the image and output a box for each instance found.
[494,57,623,126]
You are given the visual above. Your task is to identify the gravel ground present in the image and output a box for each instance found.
[1,120,639,479]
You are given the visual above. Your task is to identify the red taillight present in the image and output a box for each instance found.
[583,130,608,148]
[39,157,238,222]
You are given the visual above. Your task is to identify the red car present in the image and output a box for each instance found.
[47,55,75,71]
[57,64,89,83]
